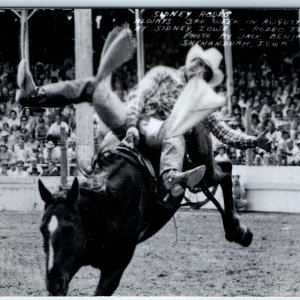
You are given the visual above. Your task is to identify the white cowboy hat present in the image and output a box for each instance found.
[45,140,55,149]
[185,44,224,87]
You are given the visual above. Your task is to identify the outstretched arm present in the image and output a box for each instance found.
[204,113,271,151]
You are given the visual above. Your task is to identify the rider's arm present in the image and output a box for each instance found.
[126,66,169,128]
[203,113,258,150]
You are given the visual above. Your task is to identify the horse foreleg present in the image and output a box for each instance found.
[217,161,253,247]
[95,266,126,296]
[94,247,135,296]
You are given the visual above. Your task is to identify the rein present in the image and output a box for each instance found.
[199,181,226,218]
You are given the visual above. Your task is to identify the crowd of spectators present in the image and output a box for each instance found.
[0,48,299,177]
[215,54,300,166]
[0,59,80,177]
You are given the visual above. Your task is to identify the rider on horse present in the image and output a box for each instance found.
[17,25,271,197]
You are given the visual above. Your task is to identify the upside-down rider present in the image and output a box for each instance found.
[17,25,271,199]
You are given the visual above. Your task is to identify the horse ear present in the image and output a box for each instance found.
[38,179,53,205]
[67,177,79,204]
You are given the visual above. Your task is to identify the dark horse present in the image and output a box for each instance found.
[39,126,252,296]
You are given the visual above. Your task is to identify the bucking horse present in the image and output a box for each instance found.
[38,122,253,296]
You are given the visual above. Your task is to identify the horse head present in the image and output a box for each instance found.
[38,177,86,296]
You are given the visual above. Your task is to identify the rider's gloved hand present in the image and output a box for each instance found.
[125,126,140,146]
[256,129,272,152]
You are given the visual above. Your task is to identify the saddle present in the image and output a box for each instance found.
[111,144,157,179]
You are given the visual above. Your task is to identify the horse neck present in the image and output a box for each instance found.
[76,190,107,241]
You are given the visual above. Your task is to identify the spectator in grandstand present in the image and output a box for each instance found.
[35,117,49,142]
[46,107,59,125]
[22,107,34,124]
[293,140,300,165]
[26,134,40,154]
[271,96,284,116]
[232,172,248,212]
[227,146,238,164]
[60,106,76,133]
[1,86,9,103]
[0,161,8,176]
[0,131,14,150]
[67,140,76,163]
[32,107,46,128]
[19,115,31,133]
[7,159,17,176]
[276,130,290,166]
[286,108,296,123]
[37,142,45,163]
[26,157,43,176]
[251,114,260,136]
[20,127,29,141]
[11,124,21,141]
[13,135,33,163]
[7,110,20,128]
[273,110,284,128]
[0,143,13,163]
[48,113,70,139]
[251,98,261,116]
[290,118,299,141]
[266,120,281,145]
[283,96,293,117]
[286,139,300,166]
[259,95,272,121]
[12,160,28,177]
[2,122,11,134]
[43,140,61,164]
[232,105,242,119]
[43,160,60,176]
[6,90,18,114]
[215,144,230,162]
[63,58,75,80]
[263,152,277,166]
[254,153,265,166]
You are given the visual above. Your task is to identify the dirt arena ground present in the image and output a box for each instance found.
[0,209,299,296]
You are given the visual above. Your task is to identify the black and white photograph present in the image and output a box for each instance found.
[0,6,299,296]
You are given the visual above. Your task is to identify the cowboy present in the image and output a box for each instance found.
[12,160,28,177]
[123,44,270,196]
[17,26,271,195]
[215,144,230,163]
[26,157,44,176]
[43,140,61,164]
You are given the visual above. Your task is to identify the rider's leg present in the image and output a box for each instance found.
[92,81,127,139]
[17,59,95,107]
[76,81,127,177]
[160,135,206,197]
[17,24,135,109]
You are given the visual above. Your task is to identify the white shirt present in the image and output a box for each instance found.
[48,121,69,137]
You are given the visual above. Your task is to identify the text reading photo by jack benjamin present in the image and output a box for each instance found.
[136,9,300,49]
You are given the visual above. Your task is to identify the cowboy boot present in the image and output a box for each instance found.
[163,165,206,197]
[17,59,40,106]
[17,59,96,107]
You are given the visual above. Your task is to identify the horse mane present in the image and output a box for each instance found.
[51,149,151,208]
